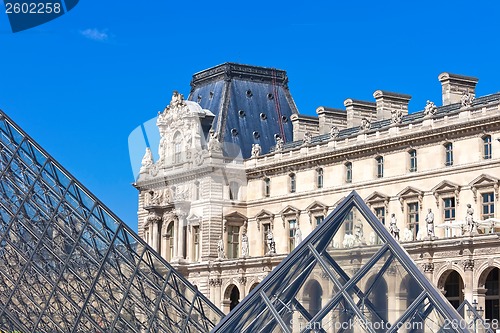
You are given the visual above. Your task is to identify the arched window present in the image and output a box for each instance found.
[444,142,453,166]
[483,135,492,159]
[264,178,270,197]
[316,168,324,189]
[345,162,352,183]
[289,173,296,193]
[166,222,175,261]
[229,181,240,200]
[443,271,464,309]
[485,268,500,321]
[304,280,323,317]
[376,156,384,178]
[409,149,417,172]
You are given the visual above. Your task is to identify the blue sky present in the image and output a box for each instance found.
[1,1,499,231]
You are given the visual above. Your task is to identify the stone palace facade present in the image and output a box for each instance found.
[134,63,500,322]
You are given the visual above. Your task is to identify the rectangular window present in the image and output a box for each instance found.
[317,169,324,189]
[376,157,384,178]
[374,207,385,225]
[193,226,200,262]
[344,211,354,235]
[264,178,270,197]
[482,192,495,220]
[443,197,456,222]
[315,216,324,226]
[445,143,453,166]
[484,136,492,159]
[174,142,182,163]
[407,202,419,241]
[290,174,296,193]
[346,163,352,183]
[288,219,296,252]
[409,150,417,172]
[227,225,240,259]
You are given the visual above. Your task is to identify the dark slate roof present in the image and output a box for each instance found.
[188,63,298,159]
[277,92,500,151]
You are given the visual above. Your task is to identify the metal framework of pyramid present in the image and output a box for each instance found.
[0,110,223,333]
[212,192,470,333]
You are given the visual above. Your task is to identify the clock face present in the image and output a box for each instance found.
[4,0,79,33]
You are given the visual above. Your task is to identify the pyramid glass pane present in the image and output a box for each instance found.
[0,111,223,332]
[212,192,470,333]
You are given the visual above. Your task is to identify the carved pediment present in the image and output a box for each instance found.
[280,205,301,227]
[397,186,424,211]
[332,196,346,208]
[469,174,500,202]
[225,211,247,223]
[187,213,201,224]
[397,186,423,198]
[255,209,274,231]
[469,174,500,188]
[365,191,390,207]
[432,181,461,207]
[306,201,329,224]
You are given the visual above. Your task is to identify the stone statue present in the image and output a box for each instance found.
[425,208,435,238]
[303,131,312,145]
[389,213,400,240]
[241,232,249,258]
[391,108,403,124]
[251,144,262,157]
[424,100,438,117]
[266,229,276,255]
[294,227,302,247]
[140,148,154,173]
[169,90,185,110]
[330,125,339,139]
[461,91,474,107]
[158,136,167,161]
[360,118,371,131]
[275,135,284,151]
[354,220,365,244]
[149,190,162,206]
[466,204,476,233]
[208,128,221,152]
[217,236,225,259]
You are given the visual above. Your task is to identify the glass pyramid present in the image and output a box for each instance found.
[212,192,470,333]
[0,111,223,332]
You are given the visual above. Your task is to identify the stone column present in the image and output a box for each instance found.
[152,219,159,253]
[463,259,475,302]
[176,214,186,259]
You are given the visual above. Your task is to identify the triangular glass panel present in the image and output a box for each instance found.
[0,111,223,332]
[212,192,469,333]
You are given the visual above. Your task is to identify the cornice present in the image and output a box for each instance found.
[246,114,500,178]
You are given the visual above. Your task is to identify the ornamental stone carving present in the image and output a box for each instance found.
[275,135,284,151]
[139,148,154,174]
[251,144,262,157]
[424,100,438,117]
[423,262,434,273]
[208,128,222,152]
[463,259,474,271]
[461,91,474,107]
[359,118,371,131]
[391,108,403,124]
[238,277,247,285]
[209,278,223,287]
[330,125,339,139]
[145,211,162,225]
[302,131,312,145]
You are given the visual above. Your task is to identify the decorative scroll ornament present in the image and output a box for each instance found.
[391,108,403,124]
[461,91,474,108]
[330,125,339,139]
[359,118,371,131]
[302,131,312,145]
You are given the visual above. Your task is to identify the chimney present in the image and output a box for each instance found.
[316,106,347,134]
[344,99,376,128]
[438,73,478,106]
[373,90,411,120]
